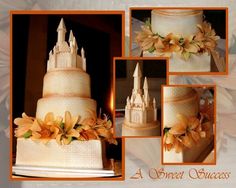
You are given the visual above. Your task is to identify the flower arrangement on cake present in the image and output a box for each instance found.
[136,20,220,60]
[14,111,117,145]
[163,113,211,153]
[135,9,224,72]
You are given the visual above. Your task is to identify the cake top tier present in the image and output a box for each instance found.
[47,18,87,72]
[164,87,194,100]
[151,9,203,37]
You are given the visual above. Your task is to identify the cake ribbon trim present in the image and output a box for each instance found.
[163,113,212,153]
[135,20,220,60]
[14,111,117,145]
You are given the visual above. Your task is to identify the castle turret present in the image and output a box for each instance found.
[57,18,67,45]
[143,77,150,107]
[132,63,142,95]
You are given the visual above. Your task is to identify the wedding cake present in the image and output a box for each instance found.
[163,86,214,163]
[122,63,160,136]
[136,9,220,72]
[14,19,116,170]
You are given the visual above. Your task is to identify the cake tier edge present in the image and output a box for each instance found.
[122,121,160,136]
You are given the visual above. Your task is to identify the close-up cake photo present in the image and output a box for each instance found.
[162,85,216,164]
[114,58,167,137]
[11,13,124,179]
[131,8,227,73]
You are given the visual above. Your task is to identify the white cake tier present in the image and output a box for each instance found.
[122,121,160,136]
[43,69,91,98]
[36,96,97,120]
[163,134,214,163]
[163,89,199,128]
[143,51,211,72]
[15,138,103,169]
[164,87,193,100]
[151,9,203,37]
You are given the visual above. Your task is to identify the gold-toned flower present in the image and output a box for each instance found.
[14,111,117,145]
[136,25,164,52]
[56,111,80,145]
[195,21,220,53]
[164,114,208,153]
[135,21,220,60]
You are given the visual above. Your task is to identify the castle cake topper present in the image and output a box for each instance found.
[125,63,157,124]
[122,62,160,136]
[47,18,86,71]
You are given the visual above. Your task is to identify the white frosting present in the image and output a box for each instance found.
[43,69,91,98]
[151,9,203,37]
[164,87,192,99]
[143,51,211,72]
[163,87,199,127]
[16,138,103,169]
[36,96,97,120]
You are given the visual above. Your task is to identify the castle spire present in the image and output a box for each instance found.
[132,62,142,94]
[72,36,78,50]
[143,77,150,106]
[69,30,74,43]
[57,18,67,44]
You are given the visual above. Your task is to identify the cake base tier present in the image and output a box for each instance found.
[163,135,214,163]
[36,96,97,120]
[122,121,160,136]
[143,51,211,72]
[15,138,103,169]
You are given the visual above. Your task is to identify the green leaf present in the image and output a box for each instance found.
[23,130,32,138]
[164,128,171,134]
[60,122,65,129]
[182,51,191,60]
[74,124,82,129]
[179,37,184,45]
[148,46,155,53]
[145,18,151,27]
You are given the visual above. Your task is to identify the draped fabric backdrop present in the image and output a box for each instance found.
[0,0,236,187]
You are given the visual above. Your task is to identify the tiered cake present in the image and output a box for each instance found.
[15,19,104,169]
[163,86,214,163]
[136,9,220,72]
[122,63,160,136]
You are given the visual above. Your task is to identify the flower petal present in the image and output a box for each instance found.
[64,111,72,132]
[67,129,80,138]
[169,123,186,135]
[44,112,54,124]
